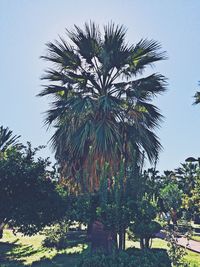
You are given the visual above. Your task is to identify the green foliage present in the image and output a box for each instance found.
[0,142,66,235]
[160,183,182,211]
[132,221,161,240]
[129,199,161,248]
[66,193,94,225]
[143,161,200,222]
[78,249,171,267]
[42,221,69,249]
[161,162,200,220]
[164,227,188,267]
[96,164,135,233]
[64,160,164,251]
[179,164,200,220]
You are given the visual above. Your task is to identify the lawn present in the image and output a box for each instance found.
[191,235,200,242]
[151,238,200,267]
[0,230,200,266]
[0,230,86,266]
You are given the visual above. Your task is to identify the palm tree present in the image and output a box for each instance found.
[193,81,200,104]
[175,162,198,196]
[39,22,167,192]
[194,92,200,104]
[0,126,20,155]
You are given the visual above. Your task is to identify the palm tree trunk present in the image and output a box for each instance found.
[140,237,150,249]
[140,238,145,249]
[145,237,150,248]
[122,228,126,250]
[113,231,118,250]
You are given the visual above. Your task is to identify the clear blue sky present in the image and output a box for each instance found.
[1,0,200,172]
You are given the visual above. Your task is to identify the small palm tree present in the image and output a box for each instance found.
[0,126,20,154]
[39,22,167,192]
[194,92,200,104]
[193,81,200,104]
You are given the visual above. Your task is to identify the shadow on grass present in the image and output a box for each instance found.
[0,241,25,266]
[31,252,83,267]
[0,235,88,267]
[64,231,88,249]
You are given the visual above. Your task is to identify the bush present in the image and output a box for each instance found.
[126,248,171,267]
[78,248,171,267]
[42,222,69,249]
[131,221,161,239]
[43,222,87,249]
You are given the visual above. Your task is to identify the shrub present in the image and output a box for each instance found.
[131,221,161,240]
[78,248,171,267]
[43,222,87,249]
[42,222,69,249]
[129,199,162,248]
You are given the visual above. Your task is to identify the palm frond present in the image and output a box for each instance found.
[127,124,161,163]
[127,73,167,100]
[134,102,163,128]
[41,39,81,71]
[125,39,167,76]
[94,119,122,157]
[41,69,74,84]
[67,21,101,63]
[99,23,131,72]
[0,126,21,152]
[38,85,67,97]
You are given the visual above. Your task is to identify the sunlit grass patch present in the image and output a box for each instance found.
[0,229,87,266]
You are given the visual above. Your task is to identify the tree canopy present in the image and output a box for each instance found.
[0,142,66,236]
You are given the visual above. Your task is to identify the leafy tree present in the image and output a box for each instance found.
[150,160,200,222]
[160,183,182,211]
[191,176,200,219]
[177,161,200,221]
[0,142,66,237]
[66,161,161,251]
[39,22,167,192]
[130,199,161,249]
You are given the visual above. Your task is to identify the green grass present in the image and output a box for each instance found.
[0,230,86,266]
[151,239,200,267]
[191,235,200,242]
[1,230,200,266]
